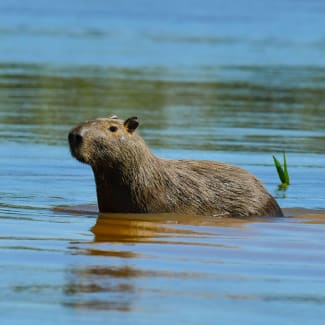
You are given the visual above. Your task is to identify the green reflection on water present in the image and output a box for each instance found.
[0,63,324,153]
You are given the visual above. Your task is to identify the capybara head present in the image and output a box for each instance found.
[68,116,142,168]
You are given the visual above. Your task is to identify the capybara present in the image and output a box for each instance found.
[68,116,283,217]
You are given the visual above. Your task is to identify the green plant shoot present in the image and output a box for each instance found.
[273,152,290,188]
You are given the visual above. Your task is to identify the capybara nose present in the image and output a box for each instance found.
[68,130,83,147]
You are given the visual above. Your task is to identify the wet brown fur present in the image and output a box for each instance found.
[68,117,283,217]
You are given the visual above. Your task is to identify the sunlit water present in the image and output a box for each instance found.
[1,1,325,324]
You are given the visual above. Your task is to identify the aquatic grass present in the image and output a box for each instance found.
[273,152,290,189]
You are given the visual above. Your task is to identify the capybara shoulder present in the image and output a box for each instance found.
[68,116,283,217]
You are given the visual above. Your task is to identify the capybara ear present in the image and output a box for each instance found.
[124,116,139,133]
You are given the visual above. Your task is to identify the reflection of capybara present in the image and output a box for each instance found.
[68,116,283,217]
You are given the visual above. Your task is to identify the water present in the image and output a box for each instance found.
[1,1,325,324]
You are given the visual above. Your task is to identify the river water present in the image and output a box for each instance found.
[1,1,325,324]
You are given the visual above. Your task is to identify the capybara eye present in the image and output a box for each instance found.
[109,126,118,132]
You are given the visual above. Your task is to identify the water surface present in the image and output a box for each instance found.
[1,1,325,324]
